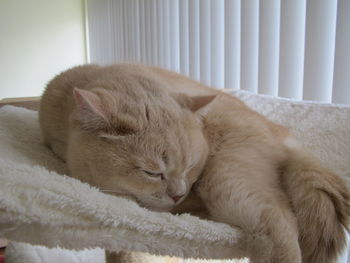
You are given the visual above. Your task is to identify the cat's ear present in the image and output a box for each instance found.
[73,88,109,124]
[174,93,216,116]
[73,88,139,135]
[190,95,216,113]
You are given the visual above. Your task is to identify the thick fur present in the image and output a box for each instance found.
[39,65,211,212]
[281,147,350,263]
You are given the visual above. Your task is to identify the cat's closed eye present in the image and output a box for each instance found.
[142,170,165,180]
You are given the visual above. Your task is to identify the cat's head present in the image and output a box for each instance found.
[67,79,215,212]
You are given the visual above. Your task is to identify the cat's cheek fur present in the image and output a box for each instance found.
[66,128,202,211]
[66,131,166,206]
[67,132,204,212]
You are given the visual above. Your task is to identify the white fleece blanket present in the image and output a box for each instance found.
[1,90,350,262]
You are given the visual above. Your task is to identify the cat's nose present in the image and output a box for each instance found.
[170,194,184,203]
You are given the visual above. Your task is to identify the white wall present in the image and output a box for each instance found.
[0,0,87,99]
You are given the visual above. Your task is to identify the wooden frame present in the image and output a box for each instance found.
[0,97,40,110]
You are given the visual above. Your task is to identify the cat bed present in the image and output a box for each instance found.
[1,90,350,263]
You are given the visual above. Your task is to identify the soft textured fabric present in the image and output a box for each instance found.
[1,90,350,262]
[5,243,105,263]
[232,90,350,178]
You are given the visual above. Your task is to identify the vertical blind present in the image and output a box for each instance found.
[86,0,350,104]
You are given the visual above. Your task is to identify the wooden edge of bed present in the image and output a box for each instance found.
[0,97,40,110]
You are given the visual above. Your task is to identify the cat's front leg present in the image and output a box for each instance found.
[195,162,302,263]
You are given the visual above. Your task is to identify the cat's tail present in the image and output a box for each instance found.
[281,141,350,263]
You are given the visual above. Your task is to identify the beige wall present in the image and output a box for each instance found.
[0,0,87,99]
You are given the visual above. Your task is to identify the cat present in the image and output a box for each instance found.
[39,64,350,263]
[39,64,213,212]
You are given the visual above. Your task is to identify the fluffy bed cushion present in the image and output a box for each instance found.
[1,90,350,263]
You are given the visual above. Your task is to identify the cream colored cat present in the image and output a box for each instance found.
[40,64,350,263]
[39,64,212,212]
